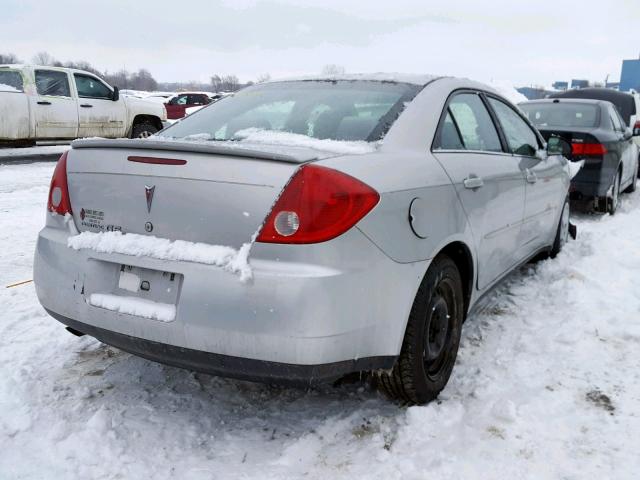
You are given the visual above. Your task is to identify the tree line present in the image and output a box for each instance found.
[2,52,344,93]
[1,52,266,93]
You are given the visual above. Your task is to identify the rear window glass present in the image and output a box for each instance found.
[520,103,599,128]
[0,70,24,92]
[161,80,421,143]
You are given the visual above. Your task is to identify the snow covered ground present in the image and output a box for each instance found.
[0,144,70,161]
[1,162,639,479]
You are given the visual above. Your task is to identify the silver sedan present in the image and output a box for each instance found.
[34,75,571,404]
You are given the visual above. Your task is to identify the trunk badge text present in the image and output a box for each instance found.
[145,185,156,213]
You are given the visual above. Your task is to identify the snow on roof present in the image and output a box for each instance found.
[268,72,442,86]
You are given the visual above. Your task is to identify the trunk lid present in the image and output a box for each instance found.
[66,139,323,248]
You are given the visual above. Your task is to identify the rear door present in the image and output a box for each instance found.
[31,69,78,139]
[486,96,563,257]
[73,73,126,138]
[433,91,526,290]
[0,69,30,140]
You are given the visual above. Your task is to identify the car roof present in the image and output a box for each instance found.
[548,87,635,123]
[521,98,608,106]
[268,73,442,86]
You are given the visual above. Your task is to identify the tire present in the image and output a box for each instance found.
[624,161,638,193]
[377,254,464,405]
[607,170,622,215]
[550,197,570,258]
[131,120,158,139]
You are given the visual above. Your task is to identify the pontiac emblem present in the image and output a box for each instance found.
[145,185,155,213]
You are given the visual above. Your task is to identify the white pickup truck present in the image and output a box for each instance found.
[0,65,167,146]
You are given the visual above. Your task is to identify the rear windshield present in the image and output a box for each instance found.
[520,102,599,128]
[0,70,24,92]
[160,80,421,143]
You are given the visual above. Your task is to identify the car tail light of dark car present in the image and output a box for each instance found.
[47,151,72,215]
[256,164,380,244]
[571,142,608,158]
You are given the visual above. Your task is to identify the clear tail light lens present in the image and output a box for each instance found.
[256,164,380,244]
[47,151,72,215]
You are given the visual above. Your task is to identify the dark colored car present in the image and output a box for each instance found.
[520,98,639,214]
[549,88,636,126]
[165,92,212,119]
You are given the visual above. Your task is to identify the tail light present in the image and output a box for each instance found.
[256,164,380,244]
[634,121,640,137]
[47,151,72,215]
[571,143,607,157]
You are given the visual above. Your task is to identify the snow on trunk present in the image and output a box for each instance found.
[67,231,253,281]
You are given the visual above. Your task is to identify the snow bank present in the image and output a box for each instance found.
[233,128,377,155]
[88,293,176,322]
[67,231,252,281]
[489,80,529,105]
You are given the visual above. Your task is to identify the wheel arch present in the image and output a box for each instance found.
[129,114,163,136]
[438,241,474,319]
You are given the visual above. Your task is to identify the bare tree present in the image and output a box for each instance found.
[0,53,20,64]
[256,73,271,83]
[32,51,58,66]
[211,74,241,92]
[321,64,346,76]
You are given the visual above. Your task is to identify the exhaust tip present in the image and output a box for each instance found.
[66,326,85,337]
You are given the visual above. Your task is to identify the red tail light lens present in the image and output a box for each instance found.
[634,121,640,136]
[47,151,72,215]
[256,165,380,244]
[571,143,607,157]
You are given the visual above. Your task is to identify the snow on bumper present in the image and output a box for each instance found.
[34,222,426,369]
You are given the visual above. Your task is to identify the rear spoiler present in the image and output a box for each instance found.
[71,138,319,164]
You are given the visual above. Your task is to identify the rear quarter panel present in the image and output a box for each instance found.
[0,91,30,140]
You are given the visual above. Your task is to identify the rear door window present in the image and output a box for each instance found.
[434,111,464,150]
[609,108,623,132]
[35,70,71,97]
[488,97,540,157]
[444,93,503,152]
[0,70,24,92]
[188,94,207,105]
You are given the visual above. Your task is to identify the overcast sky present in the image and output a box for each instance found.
[2,0,639,87]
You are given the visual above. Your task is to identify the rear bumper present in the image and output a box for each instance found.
[48,310,395,385]
[34,219,425,379]
[570,158,618,198]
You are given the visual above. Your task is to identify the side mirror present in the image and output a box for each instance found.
[624,127,633,140]
[547,136,572,158]
[112,86,120,102]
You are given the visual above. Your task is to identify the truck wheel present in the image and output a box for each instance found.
[131,121,158,139]
[550,197,570,258]
[377,254,464,405]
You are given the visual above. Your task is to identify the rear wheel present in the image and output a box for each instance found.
[377,255,464,405]
[607,170,622,215]
[131,120,158,139]
[550,197,570,258]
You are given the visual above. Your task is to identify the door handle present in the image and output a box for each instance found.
[37,101,51,105]
[80,104,93,108]
[463,175,484,189]
[526,169,538,184]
